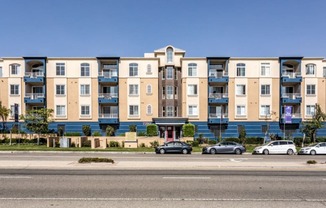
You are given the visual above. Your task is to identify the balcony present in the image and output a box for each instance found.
[208,71,228,84]
[208,93,228,104]
[24,93,45,104]
[280,113,302,124]
[98,93,118,104]
[281,72,302,83]
[24,72,45,83]
[98,113,119,124]
[98,71,118,83]
[208,113,229,124]
[281,93,302,104]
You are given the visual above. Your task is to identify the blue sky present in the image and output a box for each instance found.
[1,0,325,58]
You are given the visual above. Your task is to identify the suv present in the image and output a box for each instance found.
[253,140,297,155]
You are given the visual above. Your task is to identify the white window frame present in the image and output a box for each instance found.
[323,67,326,78]
[80,84,90,95]
[56,63,65,76]
[306,84,315,95]
[188,63,197,77]
[80,105,90,117]
[10,104,19,117]
[306,64,315,75]
[146,84,152,94]
[166,106,174,117]
[56,85,65,95]
[129,84,139,95]
[306,105,315,116]
[166,86,173,99]
[188,105,198,117]
[236,63,246,77]
[129,63,138,76]
[146,105,152,115]
[236,105,246,117]
[129,105,139,117]
[236,84,246,95]
[261,63,270,76]
[187,84,198,96]
[10,84,19,95]
[146,64,152,74]
[167,47,173,63]
[260,105,270,116]
[166,67,173,79]
[261,84,270,95]
[80,63,90,77]
[10,64,20,75]
[56,105,66,117]
[0,66,2,77]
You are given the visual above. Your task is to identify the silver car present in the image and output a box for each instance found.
[202,142,246,154]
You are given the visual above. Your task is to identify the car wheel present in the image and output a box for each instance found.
[310,150,316,155]
[210,149,216,154]
[287,149,294,155]
[263,149,269,155]
[160,149,165,154]
[235,148,242,155]
[182,149,188,154]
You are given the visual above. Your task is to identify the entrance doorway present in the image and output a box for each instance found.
[166,126,174,142]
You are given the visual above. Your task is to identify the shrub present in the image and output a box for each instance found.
[245,137,264,144]
[82,140,91,147]
[139,143,146,148]
[208,139,217,144]
[182,123,195,137]
[149,140,159,148]
[71,142,76,147]
[316,137,326,142]
[78,157,114,164]
[92,131,102,136]
[106,125,115,136]
[82,125,91,136]
[64,132,82,136]
[224,138,241,143]
[146,124,158,137]
[129,125,137,132]
[137,131,146,136]
[109,141,120,147]
[307,160,317,164]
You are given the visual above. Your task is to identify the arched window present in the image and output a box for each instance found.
[80,63,90,76]
[147,84,152,94]
[129,63,138,76]
[147,105,152,115]
[188,63,197,76]
[10,64,20,75]
[166,47,173,63]
[236,63,246,77]
[306,64,316,75]
[146,64,152,74]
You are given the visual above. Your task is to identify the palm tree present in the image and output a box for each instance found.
[0,102,11,132]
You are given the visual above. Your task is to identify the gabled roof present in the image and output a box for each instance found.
[154,45,186,53]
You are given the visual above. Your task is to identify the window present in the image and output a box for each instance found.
[167,106,174,117]
[167,67,173,79]
[166,86,173,99]
[147,105,152,115]
[236,105,246,116]
[80,84,90,95]
[261,63,270,76]
[129,84,138,95]
[81,105,90,116]
[306,105,315,116]
[129,63,138,76]
[306,64,315,75]
[236,63,245,76]
[146,64,152,74]
[56,63,65,76]
[56,85,65,95]
[188,63,197,76]
[80,63,90,76]
[167,47,173,63]
[10,104,19,117]
[306,85,315,95]
[261,85,270,95]
[56,105,66,116]
[10,85,19,95]
[260,105,270,116]
[129,105,139,116]
[323,67,326,78]
[188,105,198,116]
[188,84,198,95]
[10,64,20,75]
[146,84,152,94]
[236,84,246,95]
[0,67,2,77]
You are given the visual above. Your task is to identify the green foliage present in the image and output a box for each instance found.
[92,131,102,136]
[0,101,11,132]
[196,134,207,144]
[58,127,64,137]
[82,140,91,147]
[182,123,195,137]
[238,126,246,144]
[11,125,19,134]
[149,140,159,148]
[78,157,114,163]
[137,131,146,136]
[317,137,326,142]
[129,125,137,132]
[301,104,326,143]
[20,108,54,135]
[208,139,217,145]
[146,124,158,136]
[106,125,115,136]
[307,160,317,164]
[109,141,120,147]
[64,132,82,136]
[224,138,241,143]
[139,143,146,148]
[82,125,91,136]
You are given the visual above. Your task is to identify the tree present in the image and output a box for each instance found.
[0,102,11,133]
[82,125,91,136]
[301,103,326,143]
[238,125,247,145]
[106,125,115,136]
[20,108,54,145]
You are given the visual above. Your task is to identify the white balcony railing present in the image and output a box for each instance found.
[25,93,45,99]
[98,93,118,98]
[209,113,228,118]
[281,93,301,99]
[282,113,302,118]
[98,113,118,118]
[209,93,228,99]
[25,72,44,77]
[98,71,118,78]
[281,72,301,78]
[209,71,228,78]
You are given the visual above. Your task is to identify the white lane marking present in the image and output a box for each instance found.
[322,179,326,181]
[163,177,211,180]
[0,198,325,202]
[0,176,32,179]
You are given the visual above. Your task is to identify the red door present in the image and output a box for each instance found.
[166,126,174,142]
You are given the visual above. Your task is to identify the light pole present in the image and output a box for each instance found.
[219,106,222,142]
[283,105,286,139]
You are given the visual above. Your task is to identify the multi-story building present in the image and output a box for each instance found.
[1,45,326,141]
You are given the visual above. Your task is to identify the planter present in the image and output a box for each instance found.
[59,137,71,148]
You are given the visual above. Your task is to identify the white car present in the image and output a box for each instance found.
[298,142,326,155]
[253,140,297,155]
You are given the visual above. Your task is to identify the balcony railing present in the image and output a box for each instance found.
[209,113,228,118]
[98,71,117,78]
[209,71,228,78]
[98,113,118,118]
[281,72,301,78]
[209,93,228,99]
[102,64,117,70]
[25,93,45,99]
[209,65,224,70]
[282,113,302,118]
[281,93,301,99]
[98,93,118,98]
[25,72,44,77]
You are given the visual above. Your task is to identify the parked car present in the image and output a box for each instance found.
[253,140,297,155]
[155,141,192,154]
[202,142,246,154]
[298,142,326,155]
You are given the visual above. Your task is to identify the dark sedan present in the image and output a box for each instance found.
[155,141,192,154]
[202,141,246,154]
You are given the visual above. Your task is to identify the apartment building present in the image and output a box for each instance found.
[0,45,326,140]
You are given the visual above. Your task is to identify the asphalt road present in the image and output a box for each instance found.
[0,152,326,207]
